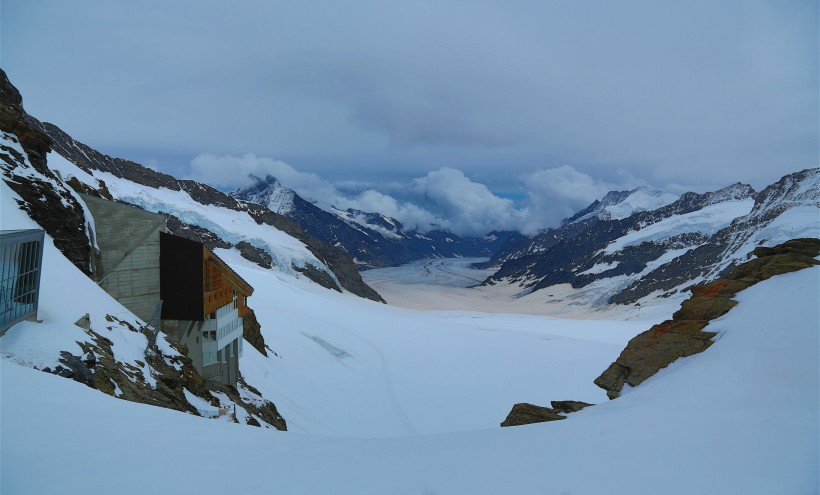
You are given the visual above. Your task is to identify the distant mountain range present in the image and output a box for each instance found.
[483,170,819,306]
[232,175,527,269]
[2,65,816,313]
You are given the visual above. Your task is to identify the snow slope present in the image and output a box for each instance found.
[602,197,755,253]
[217,249,644,437]
[3,266,816,494]
[47,152,329,280]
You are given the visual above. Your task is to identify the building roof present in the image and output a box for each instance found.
[204,247,254,296]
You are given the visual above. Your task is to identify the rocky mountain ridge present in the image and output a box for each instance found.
[233,174,528,269]
[18,116,383,303]
[483,173,817,307]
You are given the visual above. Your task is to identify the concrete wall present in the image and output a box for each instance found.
[81,194,165,322]
[99,227,162,321]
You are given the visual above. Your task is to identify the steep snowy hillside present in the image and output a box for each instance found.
[0,181,286,429]
[485,175,818,309]
[3,261,816,494]
[565,186,678,224]
[0,70,382,301]
[233,174,527,268]
[21,121,381,302]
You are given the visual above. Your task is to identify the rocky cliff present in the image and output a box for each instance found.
[0,69,93,275]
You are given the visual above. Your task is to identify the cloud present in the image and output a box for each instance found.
[519,166,624,231]
[188,153,645,235]
[4,0,816,194]
[188,153,450,231]
[408,168,525,236]
[189,153,338,199]
[189,155,635,237]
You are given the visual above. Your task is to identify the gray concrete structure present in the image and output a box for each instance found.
[81,194,164,322]
[81,195,247,387]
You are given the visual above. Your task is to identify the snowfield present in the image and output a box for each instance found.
[3,262,817,494]
[2,156,818,492]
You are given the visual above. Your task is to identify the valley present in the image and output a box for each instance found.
[1,64,817,494]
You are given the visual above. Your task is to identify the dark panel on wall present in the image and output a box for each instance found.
[160,232,204,321]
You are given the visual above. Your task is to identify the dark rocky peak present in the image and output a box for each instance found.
[178,179,244,210]
[1,69,92,275]
[29,120,182,191]
[233,174,296,215]
[751,167,819,217]
[0,69,23,111]
[342,208,405,234]
[703,182,756,204]
[562,189,633,225]
[235,174,283,199]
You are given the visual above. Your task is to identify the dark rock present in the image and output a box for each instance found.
[164,215,231,250]
[242,307,268,357]
[294,263,342,292]
[56,351,95,387]
[208,378,287,431]
[501,403,567,427]
[82,351,97,368]
[236,241,272,269]
[246,416,261,427]
[1,70,93,275]
[550,400,593,414]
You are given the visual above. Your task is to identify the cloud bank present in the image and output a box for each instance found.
[3,0,816,194]
[188,154,638,236]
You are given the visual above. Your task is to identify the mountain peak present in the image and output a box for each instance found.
[564,187,678,225]
[234,175,295,215]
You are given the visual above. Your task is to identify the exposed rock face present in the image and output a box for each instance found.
[595,238,820,399]
[0,69,93,275]
[501,400,592,427]
[242,308,268,357]
[484,182,759,303]
[43,313,286,430]
[164,215,232,250]
[236,241,273,269]
[610,169,820,304]
[231,378,287,430]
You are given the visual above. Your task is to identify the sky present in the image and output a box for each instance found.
[2,0,817,236]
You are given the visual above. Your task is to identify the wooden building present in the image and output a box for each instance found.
[82,194,254,387]
[160,232,253,386]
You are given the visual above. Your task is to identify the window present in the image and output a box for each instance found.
[0,230,44,334]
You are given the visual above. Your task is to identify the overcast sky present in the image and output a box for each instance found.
[2,0,817,235]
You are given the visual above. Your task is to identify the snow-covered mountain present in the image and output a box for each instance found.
[484,175,819,307]
[564,186,678,224]
[16,118,383,302]
[233,174,527,268]
[3,68,819,495]
[4,228,817,493]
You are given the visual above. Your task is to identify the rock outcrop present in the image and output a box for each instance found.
[43,313,287,430]
[242,308,268,357]
[0,69,94,275]
[501,400,592,427]
[595,238,820,399]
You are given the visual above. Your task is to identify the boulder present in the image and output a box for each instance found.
[500,401,592,427]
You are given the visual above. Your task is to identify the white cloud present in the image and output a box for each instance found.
[188,153,449,231]
[409,168,526,236]
[188,154,642,237]
[519,166,625,231]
